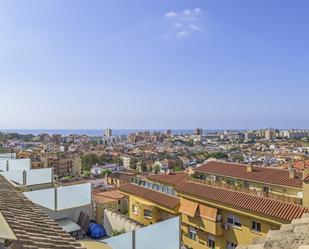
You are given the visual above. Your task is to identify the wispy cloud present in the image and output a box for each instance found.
[164,8,203,38]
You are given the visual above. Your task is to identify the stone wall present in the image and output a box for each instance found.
[237,213,309,249]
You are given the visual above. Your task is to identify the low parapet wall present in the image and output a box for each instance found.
[103,209,142,236]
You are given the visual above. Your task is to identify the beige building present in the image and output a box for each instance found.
[93,190,126,224]
[41,154,81,178]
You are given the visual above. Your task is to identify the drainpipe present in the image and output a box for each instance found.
[132,230,136,249]
[54,186,58,211]
[22,170,27,185]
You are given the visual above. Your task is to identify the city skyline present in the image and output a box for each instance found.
[0,0,308,129]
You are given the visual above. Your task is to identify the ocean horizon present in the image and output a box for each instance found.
[0,129,228,136]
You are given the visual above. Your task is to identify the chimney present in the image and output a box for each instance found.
[247,163,253,172]
[302,168,309,181]
[288,161,293,171]
[288,163,295,179]
[302,160,306,170]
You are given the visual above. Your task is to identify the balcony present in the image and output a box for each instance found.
[181,214,223,236]
[182,233,209,249]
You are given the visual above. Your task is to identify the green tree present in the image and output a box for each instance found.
[174,166,182,172]
[140,162,148,172]
[153,165,160,174]
[100,169,112,177]
[204,152,228,160]
[129,158,138,170]
[81,153,99,172]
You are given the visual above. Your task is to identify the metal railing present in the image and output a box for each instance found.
[131,177,177,196]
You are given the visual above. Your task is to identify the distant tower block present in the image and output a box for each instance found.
[165,129,172,136]
[105,128,112,137]
[194,128,203,136]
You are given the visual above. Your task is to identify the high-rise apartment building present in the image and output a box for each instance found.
[194,128,203,136]
[105,128,112,137]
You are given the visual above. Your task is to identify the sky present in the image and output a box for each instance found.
[0,0,308,130]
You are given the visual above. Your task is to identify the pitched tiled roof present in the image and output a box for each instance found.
[282,160,309,171]
[108,172,132,180]
[0,176,85,249]
[93,190,124,204]
[195,161,303,189]
[176,181,308,222]
[147,172,188,187]
[118,183,179,210]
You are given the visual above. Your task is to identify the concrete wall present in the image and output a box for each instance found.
[0,153,16,160]
[103,209,142,236]
[40,204,93,223]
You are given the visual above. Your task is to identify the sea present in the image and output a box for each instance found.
[0,129,222,137]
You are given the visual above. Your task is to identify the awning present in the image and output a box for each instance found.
[198,204,217,221]
[179,198,198,217]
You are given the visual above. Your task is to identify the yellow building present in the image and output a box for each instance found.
[193,161,303,204]
[118,183,179,226]
[118,171,309,249]
[176,180,308,249]
[106,172,133,187]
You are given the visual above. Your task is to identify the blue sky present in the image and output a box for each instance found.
[0,0,308,129]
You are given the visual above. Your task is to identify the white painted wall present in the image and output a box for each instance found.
[0,159,31,172]
[1,168,52,186]
[0,153,16,160]
[24,183,92,211]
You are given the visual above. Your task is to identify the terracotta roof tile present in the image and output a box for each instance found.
[195,161,303,189]
[93,190,124,204]
[118,183,179,210]
[282,160,309,171]
[0,176,85,249]
[108,172,133,180]
[176,181,308,222]
[147,172,188,187]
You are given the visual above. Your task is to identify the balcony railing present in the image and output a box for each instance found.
[188,176,302,205]
[131,177,177,196]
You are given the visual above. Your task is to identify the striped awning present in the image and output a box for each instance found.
[179,198,198,217]
[198,204,217,221]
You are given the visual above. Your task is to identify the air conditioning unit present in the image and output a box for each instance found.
[222,223,230,230]
[210,175,217,181]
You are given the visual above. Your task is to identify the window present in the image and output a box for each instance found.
[251,220,261,232]
[132,204,138,215]
[188,226,196,241]
[144,209,152,219]
[263,186,269,193]
[227,241,237,249]
[208,235,215,249]
[227,214,241,228]
[210,175,217,181]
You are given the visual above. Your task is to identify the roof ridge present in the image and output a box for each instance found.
[181,180,305,208]
[202,160,294,172]
[176,181,308,221]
